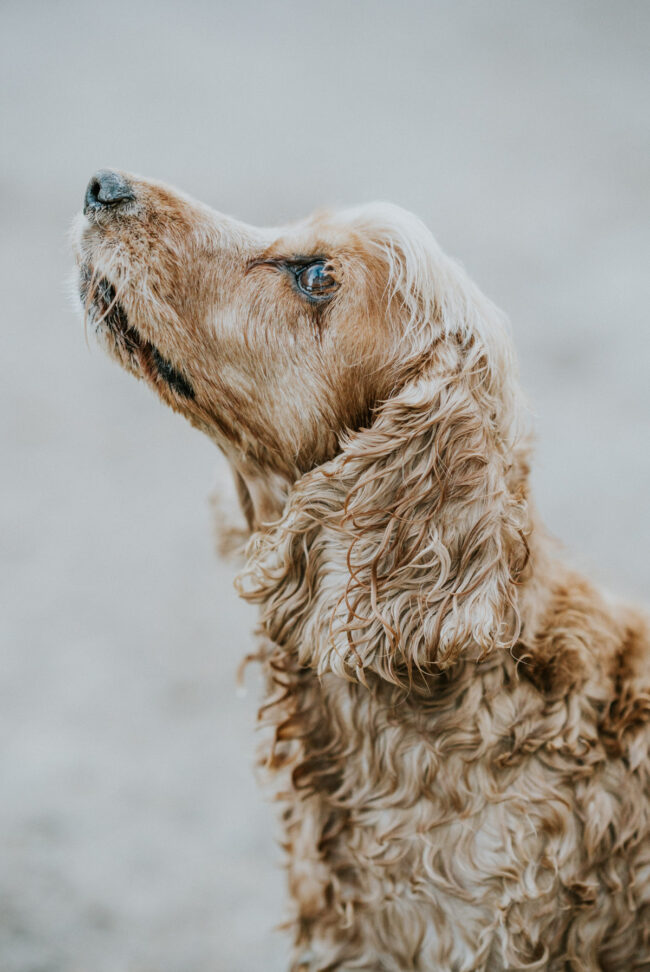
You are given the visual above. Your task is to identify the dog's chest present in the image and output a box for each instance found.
[260,654,595,969]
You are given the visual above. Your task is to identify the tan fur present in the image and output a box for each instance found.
[73,173,650,970]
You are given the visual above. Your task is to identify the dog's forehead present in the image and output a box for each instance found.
[259,206,378,260]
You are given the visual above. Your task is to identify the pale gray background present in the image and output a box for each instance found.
[1,1,649,970]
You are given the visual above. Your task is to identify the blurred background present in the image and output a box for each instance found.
[1,1,649,969]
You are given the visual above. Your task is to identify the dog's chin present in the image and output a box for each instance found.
[78,264,195,400]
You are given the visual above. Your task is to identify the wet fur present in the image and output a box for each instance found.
[73,175,650,970]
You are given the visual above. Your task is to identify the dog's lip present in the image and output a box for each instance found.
[82,268,128,328]
[80,266,195,401]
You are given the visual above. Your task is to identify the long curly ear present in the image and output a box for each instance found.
[240,349,530,685]
[239,213,531,684]
[329,340,530,680]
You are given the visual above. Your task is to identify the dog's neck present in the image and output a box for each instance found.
[240,491,633,708]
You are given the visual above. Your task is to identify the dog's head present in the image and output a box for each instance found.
[73,170,417,524]
[73,170,531,679]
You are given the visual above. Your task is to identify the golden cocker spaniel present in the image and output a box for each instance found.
[73,170,650,971]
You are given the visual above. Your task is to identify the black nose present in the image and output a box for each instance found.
[84,170,135,214]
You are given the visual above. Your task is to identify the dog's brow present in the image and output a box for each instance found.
[246,255,331,273]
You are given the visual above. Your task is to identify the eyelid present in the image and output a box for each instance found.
[245,257,284,273]
[246,256,332,272]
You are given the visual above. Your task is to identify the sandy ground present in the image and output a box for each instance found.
[1,1,649,970]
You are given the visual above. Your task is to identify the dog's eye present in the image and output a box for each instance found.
[295,262,338,301]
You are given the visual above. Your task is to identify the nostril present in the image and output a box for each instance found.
[84,169,135,214]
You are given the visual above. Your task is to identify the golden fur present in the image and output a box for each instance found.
[73,172,650,970]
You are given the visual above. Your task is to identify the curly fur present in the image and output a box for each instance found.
[72,172,650,970]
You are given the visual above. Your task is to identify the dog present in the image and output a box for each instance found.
[72,170,650,970]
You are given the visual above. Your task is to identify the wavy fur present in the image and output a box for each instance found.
[73,174,650,970]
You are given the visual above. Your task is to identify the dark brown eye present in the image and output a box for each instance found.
[295,261,338,301]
